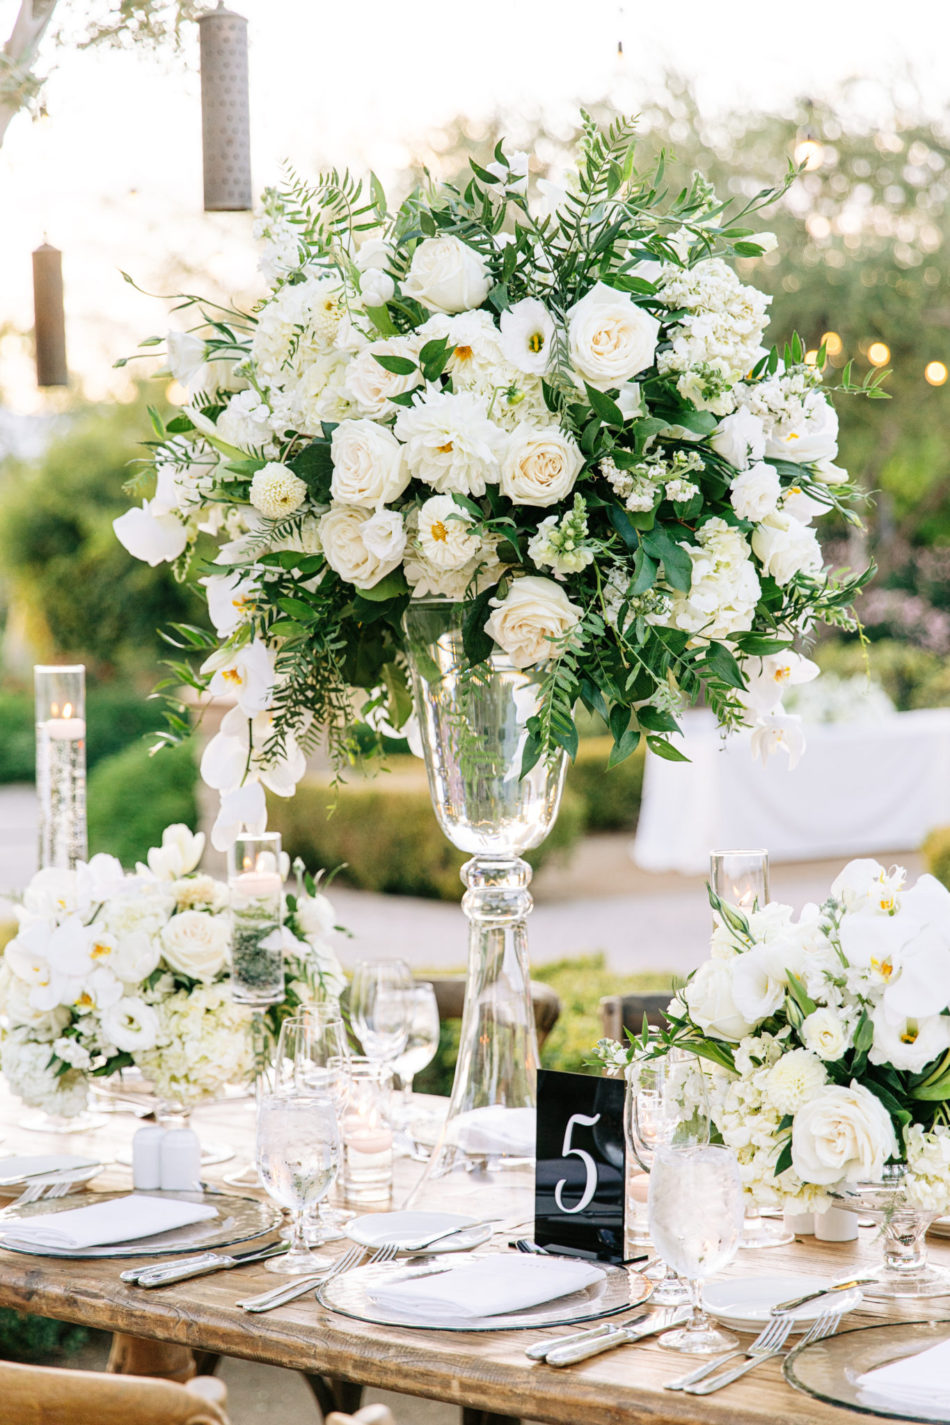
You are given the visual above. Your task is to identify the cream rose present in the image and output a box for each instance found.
[791,1081,898,1187]
[484,576,582,669]
[319,504,404,590]
[800,1008,851,1062]
[683,959,756,1042]
[330,420,409,508]
[403,235,492,314]
[160,910,230,983]
[344,338,420,419]
[500,424,584,508]
[567,281,660,391]
[730,462,780,522]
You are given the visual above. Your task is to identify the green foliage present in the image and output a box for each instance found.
[0,1308,88,1363]
[923,827,950,893]
[815,638,950,712]
[0,684,166,784]
[87,740,198,868]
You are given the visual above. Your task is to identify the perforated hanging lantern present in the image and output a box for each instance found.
[32,242,68,387]
[197,4,252,212]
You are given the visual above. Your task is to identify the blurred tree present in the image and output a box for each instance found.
[0,391,203,678]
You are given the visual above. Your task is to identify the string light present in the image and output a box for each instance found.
[821,331,843,356]
[805,349,818,366]
[925,361,948,387]
[867,342,890,367]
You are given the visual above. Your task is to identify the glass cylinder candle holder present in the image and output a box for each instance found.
[228,831,285,1006]
[34,665,87,869]
[342,1058,394,1208]
[710,848,770,915]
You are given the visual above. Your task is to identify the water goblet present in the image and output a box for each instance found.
[257,1090,341,1274]
[648,1142,745,1353]
[274,1006,351,1242]
[389,982,440,1129]
[349,958,412,1066]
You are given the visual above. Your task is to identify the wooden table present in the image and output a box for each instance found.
[0,1089,947,1425]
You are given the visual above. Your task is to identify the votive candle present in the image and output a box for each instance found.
[227,831,285,1006]
[34,664,87,869]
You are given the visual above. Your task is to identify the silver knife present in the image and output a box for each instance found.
[545,1308,690,1366]
[126,1241,289,1287]
[770,1276,876,1315]
[525,1321,624,1361]
[0,1162,102,1188]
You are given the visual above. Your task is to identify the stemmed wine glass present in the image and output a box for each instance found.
[389,982,440,1128]
[256,1090,341,1274]
[349,959,412,1067]
[274,1007,350,1243]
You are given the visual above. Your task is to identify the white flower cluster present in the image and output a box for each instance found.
[653,516,761,641]
[0,825,345,1117]
[600,448,704,515]
[657,258,771,415]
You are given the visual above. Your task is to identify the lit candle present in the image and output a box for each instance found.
[34,665,87,869]
[227,831,285,1007]
[710,848,770,916]
[45,702,86,742]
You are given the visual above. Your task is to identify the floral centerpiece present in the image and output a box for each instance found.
[0,825,345,1115]
[598,858,950,1216]
[112,115,881,848]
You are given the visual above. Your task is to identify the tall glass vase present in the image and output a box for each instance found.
[402,599,567,1206]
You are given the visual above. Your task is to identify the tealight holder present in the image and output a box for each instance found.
[710,848,770,915]
[34,665,87,869]
[227,831,285,1007]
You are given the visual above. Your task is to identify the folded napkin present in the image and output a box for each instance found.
[0,1194,217,1251]
[855,1333,950,1410]
[448,1105,536,1157]
[367,1254,604,1320]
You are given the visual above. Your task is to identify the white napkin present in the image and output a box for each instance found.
[447,1105,536,1157]
[855,1334,950,1410]
[367,1254,604,1320]
[0,1194,217,1251]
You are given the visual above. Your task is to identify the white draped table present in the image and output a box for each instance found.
[632,707,950,874]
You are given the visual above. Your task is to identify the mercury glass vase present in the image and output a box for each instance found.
[834,1164,950,1298]
[402,599,567,1198]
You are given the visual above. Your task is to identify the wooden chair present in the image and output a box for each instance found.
[427,976,560,1049]
[0,1357,229,1425]
[599,992,670,1044]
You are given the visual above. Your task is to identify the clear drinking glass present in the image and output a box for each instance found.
[648,1144,745,1353]
[390,982,440,1124]
[257,1091,341,1274]
[274,1008,351,1242]
[341,1057,395,1208]
[350,959,412,1066]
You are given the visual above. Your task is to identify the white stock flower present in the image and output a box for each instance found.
[742,651,820,716]
[500,424,584,507]
[330,420,408,507]
[711,408,767,470]
[249,463,308,520]
[765,1048,827,1114]
[416,495,482,571]
[319,504,404,589]
[656,517,760,641]
[869,1003,950,1074]
[499,298,556,375]
[201,639,276,716]
[403,235,492,314]
[101,996,160,1053]
[683,959,756,1041]
[484,576,581,670]
[160,909,230,982]
[395,390,505,497]
[801,1007,852,1061]
[750,712,806,770]
[752,511,822,585]
[567,281,660,391]
[791,1081,898,1186]
[730,462,780,522]
[344,337,421,418]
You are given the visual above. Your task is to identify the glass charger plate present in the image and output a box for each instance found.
[784,1319,950,1423]
[0,1189,281,1259]
[319,1254,649,1331]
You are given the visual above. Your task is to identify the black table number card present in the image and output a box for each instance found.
[535,1068,626,1262]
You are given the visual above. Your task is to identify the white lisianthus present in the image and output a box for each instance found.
[330,420,409,508]
[764,391,839,464]
[100,996,160,1053]
[765,1048,827,1114]
[499,298,556,375]
[791,1081,898,1186]
[742,651,820,717]
[160,910,230,983]
[294,893,336,939]
[869,1003,950,1075]
[683,959,756,1041]
[110,930,162,984]
[567,281,660,391]
[146,824,206,880]
[750,712,806,770]
[344,337,421,419]
[355,237,394,272]
[711,408,767,470]
[500,424,584,508]
[249,463,308,520]
[394,390,506,497]
[752,511,822,585]
[416,495,482,571]
[360,507,406,564]
[731,943,788,1023]
[201,639,276,717]
[359,267,395,307]
[801,1007,852,1061]
[403,235,492,314]
[484,576,581,670]
[319,504,404,590]
[730,462,781,522]
[166,330,206,385]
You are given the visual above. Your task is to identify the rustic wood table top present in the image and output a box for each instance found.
[0,1088,947,1425]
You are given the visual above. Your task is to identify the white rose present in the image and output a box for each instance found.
[500,424,584,508]
[160,910,230,983]
[344,338,421,419]
[683,960,756,1042]
[330,420,409,508]
[360,507,406,564]
[711,408,767,470]
[403,235,492,314]
[801,1007,851,1061]
[791,1081,898,1186]
[751,511,822,585]
[146,824,206,880]
[416,495,482,571]
[567,281,660,391]
[730,462,780,522]
[484,576,582,670]
[319,504,404,590]
[100,996,160,1053]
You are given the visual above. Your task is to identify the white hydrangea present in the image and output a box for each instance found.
[657,259,771,415]
[216,390,274,451]
[904,1125,950,1214]
[135,983,253,1109]
[651,516,761,640]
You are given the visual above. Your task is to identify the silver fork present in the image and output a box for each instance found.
[11,1174,84,1208]
[683,1309,842,1395]
[664,1312,793,1391]
[237,1241,398,1313]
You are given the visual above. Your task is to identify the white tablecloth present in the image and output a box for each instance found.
[632,708,950,874]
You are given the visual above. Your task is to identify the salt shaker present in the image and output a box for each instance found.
[159,1127,202,1191]
[132,1126,165,1190]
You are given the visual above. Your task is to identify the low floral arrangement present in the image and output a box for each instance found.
[0,825,345,1115]
[113,114,881,848]
[597,858,950,1213]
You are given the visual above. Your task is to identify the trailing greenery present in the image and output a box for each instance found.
[87,739,198,867]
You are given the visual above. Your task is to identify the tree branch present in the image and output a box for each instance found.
[0,0,61,149]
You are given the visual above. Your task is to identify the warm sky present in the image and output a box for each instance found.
[2,0,949,413]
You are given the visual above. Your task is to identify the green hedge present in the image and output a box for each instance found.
[0,685,164,784]
[816,639,950,713]
[923,826,950,891]
[87,740,198,869]
[0,1309,88,1363]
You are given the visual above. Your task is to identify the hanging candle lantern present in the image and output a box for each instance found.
[197,4,252,212]
[32,242,68,387]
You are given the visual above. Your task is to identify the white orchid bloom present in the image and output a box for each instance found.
[499,298,556,375]
[211,781,268,852]
[113,500,189,567]
[201,639,276,716]
[742,651,820,717]
[202,569,261,638]
[749,711,806,770]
